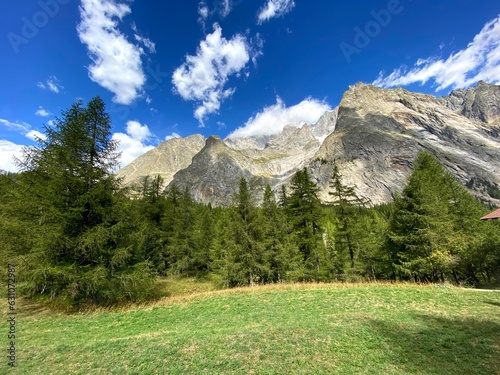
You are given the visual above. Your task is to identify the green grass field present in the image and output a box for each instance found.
[3,283,500,374]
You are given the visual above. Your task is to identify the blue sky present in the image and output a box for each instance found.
[1,0,499,171]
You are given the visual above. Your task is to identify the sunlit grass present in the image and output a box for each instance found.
[3,282,500,374]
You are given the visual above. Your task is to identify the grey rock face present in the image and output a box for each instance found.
[168,136,270,206]
[439,81,500,125]
[311,108,338,140]
[312,82,500,205]
[116,134,205,189]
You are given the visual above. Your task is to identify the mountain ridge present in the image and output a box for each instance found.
[117,82,500,206]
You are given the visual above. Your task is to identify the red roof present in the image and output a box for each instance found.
[481,208,500,220]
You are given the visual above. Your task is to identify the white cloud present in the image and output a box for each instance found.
[172,23,260,126]
[257,0,295,25]
[197,1,209,29]
[37,76,64,93]
[165,132,181,141]
[198,0,233,26]
[198,2,209,19]
[132,23,156,54]
[373,16,500,91]
[0,118,30,133]
[26,130,47,142]
[125,120,151,142]
[219,0,232,18]
[1,118,47,145]
[0,140,24,172]
[77,0,149,105]
[228,97,331,138]
[112,120,155,167]
[35,106,50,117]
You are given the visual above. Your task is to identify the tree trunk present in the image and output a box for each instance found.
[346,232,354,268]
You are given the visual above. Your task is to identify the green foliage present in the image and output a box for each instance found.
[388,151,497,285]
[261,185,303,282]
[3,108,500,311]
[327,162,369,269]
[10,97,156,308]
[286,168,326,280]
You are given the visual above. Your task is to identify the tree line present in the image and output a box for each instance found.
[1,97,499,308]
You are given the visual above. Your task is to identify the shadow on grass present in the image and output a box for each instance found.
[484,300,500,307]
[17,298,51,316]
[370,315,500,375]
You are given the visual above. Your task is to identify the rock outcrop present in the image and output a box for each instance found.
[169,136,270,206]
[439,81,500,125]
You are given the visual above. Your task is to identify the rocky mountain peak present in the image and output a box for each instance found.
[440,81,500,125]
[205,135,225,148]
[116,134,205,189]
[312,82,500,205]
[266,124,318,152]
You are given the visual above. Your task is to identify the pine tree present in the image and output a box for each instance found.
[328,162,369,268]
[191,203,214,273]
[14,97,155,307]
[166,186,197,276]
[232,178,267,286]
[387,151,494,284]
[132,175,169,274]
[210,208,240,287]
[261,185,303,282]
[287,168,325,279]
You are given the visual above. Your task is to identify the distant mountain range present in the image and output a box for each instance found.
[117,81,500,206]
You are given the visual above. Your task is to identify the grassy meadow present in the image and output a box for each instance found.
[3,282,500,374]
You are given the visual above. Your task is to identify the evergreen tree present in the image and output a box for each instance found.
[261,185,303,282]
[232,178,267,286]
[388,151,494,284]
[210,207,240,287]
[351,207,391,280]
[166,186,197,276]
[278,184,288,208]
[287,168,325,279]
[14,97,155,307]
[328,162,369,268]
[191,203,215,273]
[133,175,169,274]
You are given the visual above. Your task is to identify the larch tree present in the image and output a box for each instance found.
[286,168,325,279]
[328,162,369,268]
[387,151,493,284]
[261,184,303,282]
[15,97,155,307]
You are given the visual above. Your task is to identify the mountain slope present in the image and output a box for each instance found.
[167,119,335,205]
[116,134,205,188]
[310,83,500,204]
